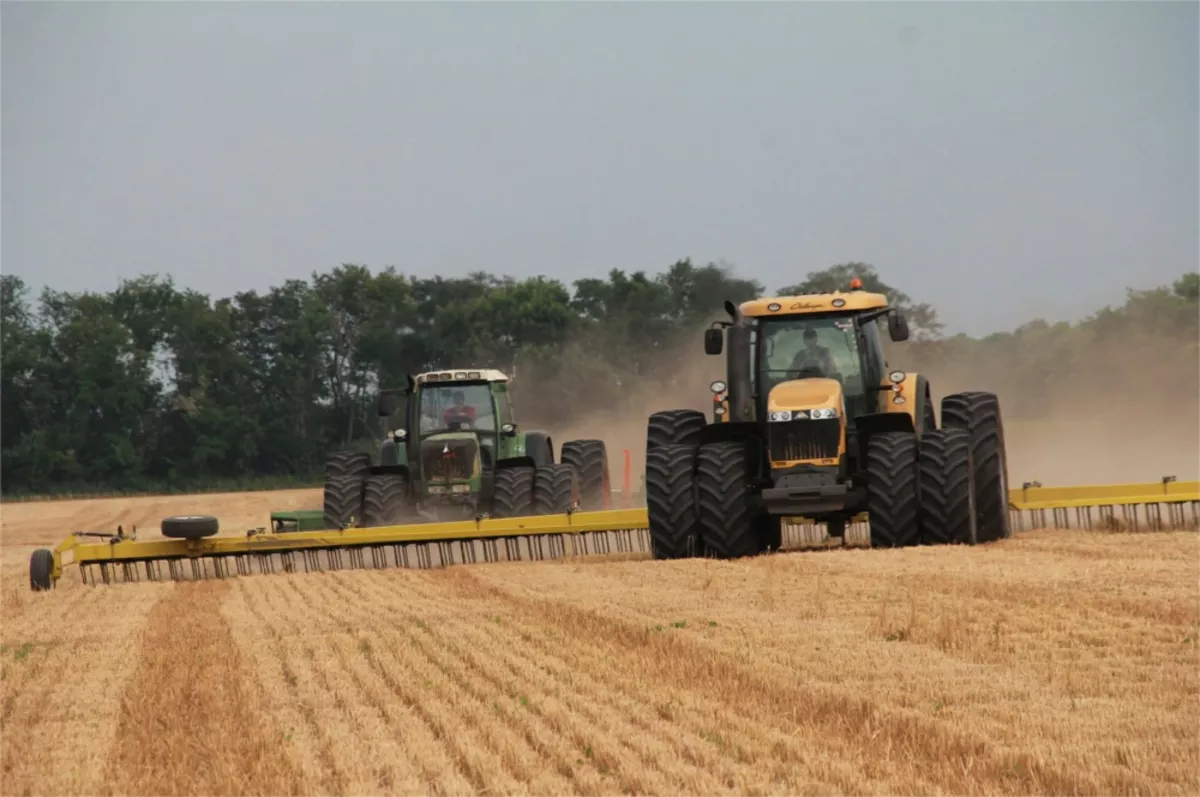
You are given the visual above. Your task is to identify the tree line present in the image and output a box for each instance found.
[1,259,1196,497]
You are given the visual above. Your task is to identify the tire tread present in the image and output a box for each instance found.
[493,467,535,518]
[866,432,920,548]
[941,391,1010,542]
[645,443,700,559]
[696,441,762,559]
[533,463,578,515]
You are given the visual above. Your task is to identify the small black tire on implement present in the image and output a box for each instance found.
[918,429,977,545]
[362,474,412,527]
[325,450,371,481]
[940,391,1011,543]
[533,464,579,515]
[865,432,921,548]
[560,439,610,511]
[696,441,764,560]
[646,409,707,451]
[30,549,53,591]
[161,515,220,539]
[493,466,535,518]
[324,475,365,529]
[645,443,701,559]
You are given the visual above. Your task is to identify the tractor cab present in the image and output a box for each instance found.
[377,368,519,512]
[703,278,928,475]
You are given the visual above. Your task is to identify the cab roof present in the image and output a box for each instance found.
[415,368,510,385]
[739,289,889,318]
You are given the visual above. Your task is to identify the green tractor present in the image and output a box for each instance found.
[322,368,612,528]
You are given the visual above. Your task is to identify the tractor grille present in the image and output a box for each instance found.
[421,438,477,481]
[769,418,841,462]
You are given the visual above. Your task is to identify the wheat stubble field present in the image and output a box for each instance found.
[0,490,1197,796]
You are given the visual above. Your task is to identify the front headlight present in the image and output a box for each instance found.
[810,408,839,420]
[769,410,793,422]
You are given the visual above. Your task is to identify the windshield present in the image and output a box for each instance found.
[418,383,497,434]
[758,315,865,401]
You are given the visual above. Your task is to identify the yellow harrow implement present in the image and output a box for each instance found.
[28,479,1199,590]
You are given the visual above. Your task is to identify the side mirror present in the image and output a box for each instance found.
[377,393,393,417]
[501,423,517,438]
[887,311,910,342]
[704,328,724,355]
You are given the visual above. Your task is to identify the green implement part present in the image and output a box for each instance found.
[270,509,326,533]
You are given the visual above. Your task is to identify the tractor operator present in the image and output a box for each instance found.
[442,391,477,427]
[789,328,838,377]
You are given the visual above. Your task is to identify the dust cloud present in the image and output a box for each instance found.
[521,321,1199,490]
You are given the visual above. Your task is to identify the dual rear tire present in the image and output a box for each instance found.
[645,410,775,561]
[491,464,580,518]
[867,390,1009,548]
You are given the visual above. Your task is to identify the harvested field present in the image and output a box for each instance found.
[1,491,1198,796]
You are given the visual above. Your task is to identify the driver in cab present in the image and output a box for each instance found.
[789,328,837,377]
[442,391,477,427]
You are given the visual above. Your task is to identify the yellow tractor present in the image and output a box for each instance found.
[645,279,1011,558]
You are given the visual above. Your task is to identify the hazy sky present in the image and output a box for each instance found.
[3,0,1197,336]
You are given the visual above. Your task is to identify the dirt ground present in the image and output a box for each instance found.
[1,490,1198,796]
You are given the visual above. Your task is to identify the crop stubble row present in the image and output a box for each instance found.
[0,529,1196,796]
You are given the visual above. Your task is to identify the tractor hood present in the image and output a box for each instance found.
[422,430,480,445]
[767,378,844,414]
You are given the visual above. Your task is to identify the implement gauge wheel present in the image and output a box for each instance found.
[30,549,53,591]
[161,514,220,539]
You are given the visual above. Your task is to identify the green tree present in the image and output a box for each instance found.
[778,262,944,340]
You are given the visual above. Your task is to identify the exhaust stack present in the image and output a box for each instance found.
[723,300,754,424]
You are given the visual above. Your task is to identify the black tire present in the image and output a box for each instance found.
[923,398,937,434]
[362,474,413,527]
[533,464,579,515]
[30,549,53,591]
[561,439,610,511]
[492,466,535,518]
[696,441,764,559]
[941,391,1011,543]
[325,450,371,481]
[865,432,921,548]
[646,409,707,451]
[161,514,220,539]
[323,474,365,529]
[525,431,555,466]
[645,443,701,559]
[919,429,978,545]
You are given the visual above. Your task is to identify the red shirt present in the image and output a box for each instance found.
[443,405,477,425]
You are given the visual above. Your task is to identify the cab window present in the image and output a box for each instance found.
[758,316,865,398]
[417,383,497,433]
